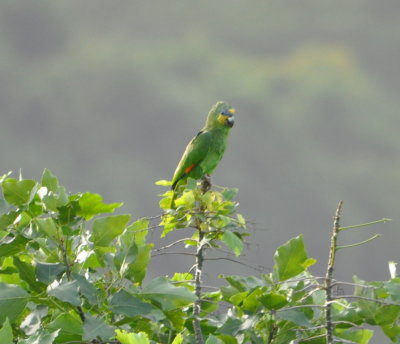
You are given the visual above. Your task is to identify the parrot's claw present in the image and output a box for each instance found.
[201,174,212,193]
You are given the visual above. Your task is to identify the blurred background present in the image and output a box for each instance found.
[0,0,399,287]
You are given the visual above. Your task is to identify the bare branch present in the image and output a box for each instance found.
[151,251,197,257]
[332,295,400,306]
[325,200,343,344]
[204,256,265,273]
[153,238,196,252]
[339,218,391,231]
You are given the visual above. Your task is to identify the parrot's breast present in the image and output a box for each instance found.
[199,131,228,175]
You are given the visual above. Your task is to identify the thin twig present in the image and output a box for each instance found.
[204,257,265,272]
[153,238,195,252]
[339,218,391,231]
[336,234,381,250]
[276,304,327,312]
[151,251,197,257]
[300,334,326,342]
[331,295,400,306]
[330,281,379,289]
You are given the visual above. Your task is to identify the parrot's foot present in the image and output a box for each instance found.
[200,174,212,193]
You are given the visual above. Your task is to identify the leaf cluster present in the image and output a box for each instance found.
[0,171,399,344]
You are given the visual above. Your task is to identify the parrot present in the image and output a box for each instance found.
[170,101,235,202]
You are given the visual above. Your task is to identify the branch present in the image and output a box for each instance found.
[332,295,400,306]
[151,251,196,257]
[299,334,326,342]
[204,256,266,273]
[193,230,205,344]
[339,218,391,231]
[336,234,381,250]
[277,304,327,312]
[153,238,195,252]
[330,281,379,289]
[325,200,343,344]
[192,176,212,344]
[59,237,85,322]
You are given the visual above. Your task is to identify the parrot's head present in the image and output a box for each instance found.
[205,101,235,130]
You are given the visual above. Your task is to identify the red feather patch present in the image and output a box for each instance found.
[184,164,196,174]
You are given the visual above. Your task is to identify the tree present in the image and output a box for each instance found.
[0,169,399,343]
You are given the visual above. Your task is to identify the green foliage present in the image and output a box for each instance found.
[0,170,192,343]
[0,318,13,344]
[0,170,399,343]
[273,234,317,281]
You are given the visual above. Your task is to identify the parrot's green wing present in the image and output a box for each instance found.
[171,130,212,190]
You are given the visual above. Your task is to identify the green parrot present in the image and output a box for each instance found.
[171,101,235,195]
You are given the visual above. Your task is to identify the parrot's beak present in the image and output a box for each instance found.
[218,107,236,127]
[226,115,234,128]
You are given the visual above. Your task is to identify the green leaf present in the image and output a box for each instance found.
[155,180,172,187]
[277,308,312,327]
[159,192,173,210]
[206,334,224,344]
[72,273,99,306]
[171,333,183,344]
[229,291,248,307]
[219,317,242,336]
[57,199,80,224]
[381,323,400,342]
[0,319,13,344]
[215,334,237,344]
[259,292,288,310]
[374,305,400,325]
[77,192,123,220]
[273,235,316,281]
[0,211,19,231]
[334,328,374,344]
[36,262,65,284]
[127,217,150,245]
[114,218,152,284]
[35,218,59,239]
[221,230,244,256]
[13,211,31,230]
[242,288,264,313]
[236,213,246,227]
[47,313,83,343]
[174,190,195,208]
[171,272,193,283]
[385,277,400,302]
[141,277,196,311]
[221,188,238,201]
[124,244,153,284]
[353,276,380,325]
[0,235,29,257]
[91,214,131,247]
[13,256,43,292]
[41,169,59,193]
[109,290,152,317]
[1,179,37,206]
[19,329,60,344]
[83,314,114,342]
[47,281,81,307]
[115,329,150,344]
[0,282,29,323]
[185,177,198,190]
